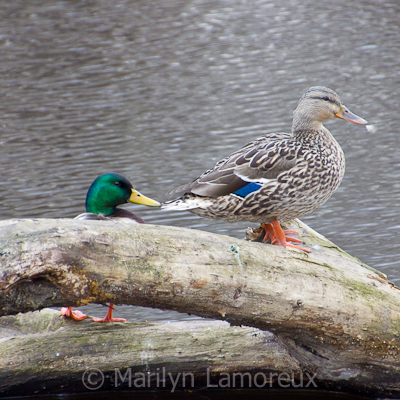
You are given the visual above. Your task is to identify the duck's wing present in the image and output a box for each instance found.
[168,133,297,198]
[74,212,108,220]
[75,210,144,223]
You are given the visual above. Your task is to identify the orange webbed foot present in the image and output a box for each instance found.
[61,307,88,321]
[92,303,126,323]
[262,221,310,253]
[282,230,303,243]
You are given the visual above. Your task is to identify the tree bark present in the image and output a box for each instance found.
[1,218,400,397]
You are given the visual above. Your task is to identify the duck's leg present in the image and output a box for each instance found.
[263,222,300,244]
[263,220,310,253]
[92,303,126,323]
[263,223,278,244]
[61,307,88,321]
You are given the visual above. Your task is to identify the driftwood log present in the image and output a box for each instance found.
[0,309,301,397]
[1,218,400,398]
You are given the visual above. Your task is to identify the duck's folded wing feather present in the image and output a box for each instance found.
[74,213,107,220]
[169,134,296,198]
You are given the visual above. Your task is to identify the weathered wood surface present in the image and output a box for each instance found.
[0,309,301,397]
[1,218,400,397]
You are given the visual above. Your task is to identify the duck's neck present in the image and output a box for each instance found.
[86,187,118,216]
[292,113,324,134]
[86,200,117,216]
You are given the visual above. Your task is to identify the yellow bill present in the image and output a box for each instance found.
[128,189,160,207]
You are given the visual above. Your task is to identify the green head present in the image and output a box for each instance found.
[85,172,160,216]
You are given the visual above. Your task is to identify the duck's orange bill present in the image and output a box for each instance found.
[335,106,368,125]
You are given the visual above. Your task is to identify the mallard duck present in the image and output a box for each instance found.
[162,87,367,252]
[61,172,160,322]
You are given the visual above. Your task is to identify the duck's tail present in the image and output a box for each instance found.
[161,195,212,211]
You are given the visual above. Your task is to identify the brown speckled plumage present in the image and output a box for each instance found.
[163,87,367,231]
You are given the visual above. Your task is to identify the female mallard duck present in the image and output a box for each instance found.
[162,87,367,252]
[61,172,160,322]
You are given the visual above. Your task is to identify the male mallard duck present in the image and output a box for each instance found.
[162,87,367,252]
[61,172,160,322]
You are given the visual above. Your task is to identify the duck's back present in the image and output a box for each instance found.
[169,131,294,198]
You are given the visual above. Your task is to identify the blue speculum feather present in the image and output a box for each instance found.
[233,182,262,198]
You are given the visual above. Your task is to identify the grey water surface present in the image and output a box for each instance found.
[1,0,399,321]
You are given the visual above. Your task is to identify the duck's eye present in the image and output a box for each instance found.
[322,96,330,101]
[114,181,122,186]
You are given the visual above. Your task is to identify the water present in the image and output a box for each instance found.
[1,0,400,324]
